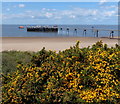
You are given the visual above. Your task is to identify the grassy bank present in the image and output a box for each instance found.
[1,51,33,75]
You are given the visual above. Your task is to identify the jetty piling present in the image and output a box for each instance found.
[59,28,63,34]
[73,29,77,35]
[110,31,114,38]
[93,30,99,37]
[92,27,94,33]
[58,27,62,34]
[66,28,69,35]
[74,29,77,33]
[96,30,99,37]
[60,28,62,30]
[83,29,87,36]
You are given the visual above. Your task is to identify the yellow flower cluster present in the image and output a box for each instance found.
[2,41,120,103]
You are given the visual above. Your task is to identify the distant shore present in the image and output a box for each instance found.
[0,37,119,52]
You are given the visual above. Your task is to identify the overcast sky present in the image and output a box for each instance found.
[2,1,118,25]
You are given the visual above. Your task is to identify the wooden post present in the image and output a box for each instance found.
[74,29,77,35]
[110,31,114,38]
[60,28,62,31]
[59,28,63,35]
[96,30,99,37]
[92,26,94,32]
[83,29,86,36]
[67,28,69,35]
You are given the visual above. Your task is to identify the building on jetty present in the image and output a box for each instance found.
[27,26,58,32]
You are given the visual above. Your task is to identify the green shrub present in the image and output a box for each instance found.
[2,51,33,75]
[2,41,120,104]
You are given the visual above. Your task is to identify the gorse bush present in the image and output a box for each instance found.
[2,41,120,104]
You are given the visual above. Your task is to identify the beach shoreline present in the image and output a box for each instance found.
[0,37,119,52]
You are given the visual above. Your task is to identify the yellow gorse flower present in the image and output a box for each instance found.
[2,41,120,104]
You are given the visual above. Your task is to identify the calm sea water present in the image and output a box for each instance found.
[1,24,118,37]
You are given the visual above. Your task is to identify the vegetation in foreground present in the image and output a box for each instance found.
[2,41,120,104]
[2,51,33,75]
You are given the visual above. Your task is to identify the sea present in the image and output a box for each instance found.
[1,24,118,37]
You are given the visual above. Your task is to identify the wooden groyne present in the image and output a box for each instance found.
[27,26,58,32]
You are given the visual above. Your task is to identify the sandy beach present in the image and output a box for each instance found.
[0,37,119,52]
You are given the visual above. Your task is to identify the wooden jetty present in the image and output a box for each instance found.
[27,26,58,32]
[59,27,119,38]
[27,25,119,38]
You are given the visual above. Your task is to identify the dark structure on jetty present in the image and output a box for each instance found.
[27,26,58,32]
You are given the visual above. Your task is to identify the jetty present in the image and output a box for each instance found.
[59,27,119,38]
[26,25,119,38]
[27,26,58,32]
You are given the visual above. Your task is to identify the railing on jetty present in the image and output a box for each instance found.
[27,26,58,32]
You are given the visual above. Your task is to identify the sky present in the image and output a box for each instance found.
[1,1,119,25]
[1,0,119,2]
